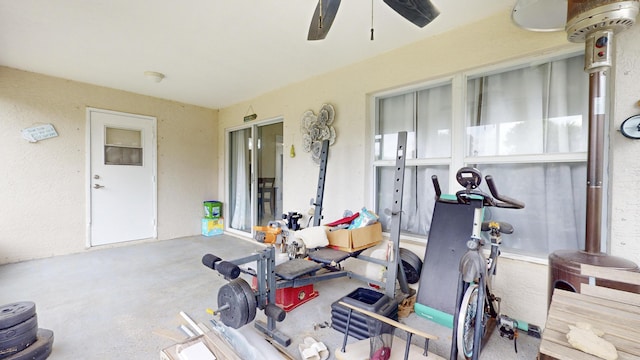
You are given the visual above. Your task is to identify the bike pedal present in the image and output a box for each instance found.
[527,324,542,338]
[499,329,515,340]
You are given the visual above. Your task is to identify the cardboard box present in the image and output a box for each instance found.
[326,222,382,252]
[203,200,222,219]
[202,218,223,236]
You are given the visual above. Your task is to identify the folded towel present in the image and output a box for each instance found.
[294,226,329,249]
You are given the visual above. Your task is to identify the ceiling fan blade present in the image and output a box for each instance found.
[308,0,342,40]
[383,0,440,28]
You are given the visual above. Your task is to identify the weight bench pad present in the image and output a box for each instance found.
[275,259,322,280]
[308,248,352,265]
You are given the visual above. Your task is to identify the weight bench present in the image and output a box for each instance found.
[273,247,369,288]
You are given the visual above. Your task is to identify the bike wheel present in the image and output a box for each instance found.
[456,284,482,359]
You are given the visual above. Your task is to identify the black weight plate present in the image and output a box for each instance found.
[0,303,36,330]
[217,279,249,329]
[0,315,37,344]
[236,279,257,324]
[399,248,422,284]
[0,319,38,359]
[2,328,53,360]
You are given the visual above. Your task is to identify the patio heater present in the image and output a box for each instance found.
[547,0,640,301]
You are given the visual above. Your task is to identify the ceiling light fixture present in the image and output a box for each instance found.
[144,71,165,83]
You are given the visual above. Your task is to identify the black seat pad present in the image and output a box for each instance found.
[275,259,322,280]
[308,247,352,265]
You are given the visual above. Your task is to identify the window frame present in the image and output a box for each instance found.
[370,48,591,259]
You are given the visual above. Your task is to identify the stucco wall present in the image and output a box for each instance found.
[0,67,218,264]
[610,23,640,266]
[216,11,640,328]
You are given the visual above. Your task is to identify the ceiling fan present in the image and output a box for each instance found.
[307,0,440,40]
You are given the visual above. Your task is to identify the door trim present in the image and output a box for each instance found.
[85,107,158,247]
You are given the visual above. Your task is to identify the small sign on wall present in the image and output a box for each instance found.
[21,124,58,143]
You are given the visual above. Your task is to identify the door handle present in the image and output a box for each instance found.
[93,184,104,189]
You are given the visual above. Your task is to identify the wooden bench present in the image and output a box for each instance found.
[539,264,640,360]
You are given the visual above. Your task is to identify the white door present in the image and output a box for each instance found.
[88,108,157,246]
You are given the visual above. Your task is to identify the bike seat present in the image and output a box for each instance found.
[481,221,513,234]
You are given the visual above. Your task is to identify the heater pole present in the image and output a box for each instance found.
[585,69,607,253]
[583,29,613,254]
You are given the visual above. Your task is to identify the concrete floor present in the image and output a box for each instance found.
[0,234,541,359]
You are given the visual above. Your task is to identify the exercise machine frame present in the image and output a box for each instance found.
[202,132,416,348]
[444,167,540,360]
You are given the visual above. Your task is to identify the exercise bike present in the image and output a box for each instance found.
[443,167,541,360]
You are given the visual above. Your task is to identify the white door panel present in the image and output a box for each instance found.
[88,109,157,246]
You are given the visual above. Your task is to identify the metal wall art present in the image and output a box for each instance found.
[300,104,336,164]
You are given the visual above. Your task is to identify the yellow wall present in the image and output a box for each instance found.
[0,67,218,263]
[217,11,640,327]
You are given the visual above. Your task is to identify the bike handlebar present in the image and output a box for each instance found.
[432,168,524,209]
[485,175,524,209]
[431,175,442,199]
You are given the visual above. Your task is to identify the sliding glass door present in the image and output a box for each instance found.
[229,128,251,232]
[228,120,283,234]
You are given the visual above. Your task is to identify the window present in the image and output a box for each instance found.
[104,127,143,166]
[374,81,452,237]
[373,52,589,256]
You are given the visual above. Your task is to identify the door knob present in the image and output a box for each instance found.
[93,184,104,189]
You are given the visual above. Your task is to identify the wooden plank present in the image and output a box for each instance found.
[554,293,640,327]
[549,300,640,333]
[545,316,640,356]
[600,335,640,358]
[541,327,574,347]
[547,301,640,342]
[581,264,640,286]
[581,283,640,308]
[542,287,640,360]
[541,327,640,360]
[540,338,640,360]
[543,290,640,359]
[338,301,438,340]
[540,338,603,360]
[616,352,640,360]
[550,290,640,329]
